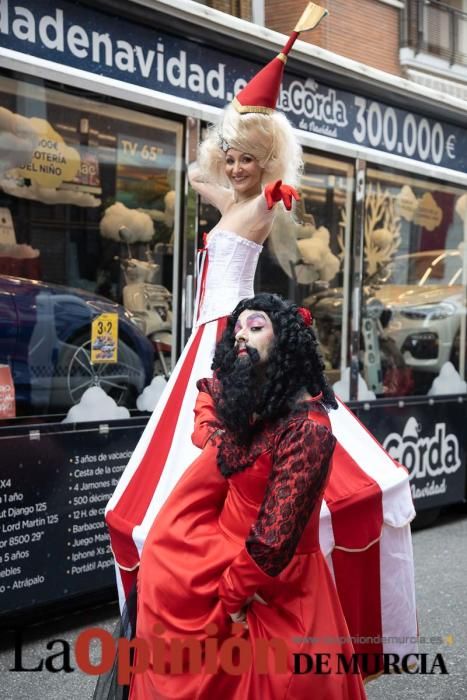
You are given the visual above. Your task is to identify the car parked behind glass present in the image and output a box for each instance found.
[305,249,466,396]
[0,274,154,415]
[380,250,465,375]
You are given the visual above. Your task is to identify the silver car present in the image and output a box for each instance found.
[379,250,465,374]
[305,249,466,395]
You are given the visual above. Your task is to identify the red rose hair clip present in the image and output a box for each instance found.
[297,306,313,327]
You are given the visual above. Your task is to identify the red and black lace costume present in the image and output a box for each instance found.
[130,376,368,700]
[196,378,336,614]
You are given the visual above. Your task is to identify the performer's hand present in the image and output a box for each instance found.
[229,608,248,628]
[264,180,300,211]
[228,593,267,628]
[207,427,225,447]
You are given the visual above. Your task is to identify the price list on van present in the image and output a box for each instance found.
[0,422,145,615]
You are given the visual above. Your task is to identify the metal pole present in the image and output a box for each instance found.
[349,159,366,401]
[340,173,354,381]
[460,202,467,380]
[251,0,265,26]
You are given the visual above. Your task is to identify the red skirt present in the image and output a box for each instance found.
[130,440,367,700]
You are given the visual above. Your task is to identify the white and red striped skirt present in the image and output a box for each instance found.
[106,253,417,672]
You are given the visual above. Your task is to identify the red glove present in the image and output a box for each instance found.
[264,180,300,211]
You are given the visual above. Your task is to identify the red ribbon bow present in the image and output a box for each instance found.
[297,306,313,327]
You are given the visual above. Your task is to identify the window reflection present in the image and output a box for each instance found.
[0,76,183,418]
[364,167,467,397]
[256,153,354,388]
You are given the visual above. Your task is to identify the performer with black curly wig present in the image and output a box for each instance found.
[130,293,366,699]
[211,293,337,444]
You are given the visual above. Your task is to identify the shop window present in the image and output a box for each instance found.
[0,76,183,421]
[255,153,354,389]
[361,166,467,399]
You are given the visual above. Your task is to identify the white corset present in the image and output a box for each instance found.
[196,230,263,326]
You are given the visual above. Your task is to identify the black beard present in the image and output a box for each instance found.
[215,346,262,443]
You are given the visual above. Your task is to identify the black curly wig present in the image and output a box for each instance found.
[211,293,337,442]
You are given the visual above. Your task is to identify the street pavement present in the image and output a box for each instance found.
[1,507,466,700]
[366,506,467,700]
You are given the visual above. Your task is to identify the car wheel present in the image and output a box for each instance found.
[61,333,143,408]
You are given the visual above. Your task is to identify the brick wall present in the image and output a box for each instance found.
[193,0,402,76]
[265,0,402,76]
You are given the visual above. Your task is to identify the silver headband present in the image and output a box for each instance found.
[218,134,231,153]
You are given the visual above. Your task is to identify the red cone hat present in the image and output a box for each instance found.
[232,3,328,114]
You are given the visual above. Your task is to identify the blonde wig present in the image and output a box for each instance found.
[198,104,303,189]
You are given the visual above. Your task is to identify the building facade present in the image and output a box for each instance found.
[200,0,467,98]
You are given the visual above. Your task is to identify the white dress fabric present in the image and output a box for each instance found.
[105,229,417,663]
[196,229,263,325]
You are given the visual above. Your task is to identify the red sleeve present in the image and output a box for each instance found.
[218,417,335,613]
[191,378,223,449]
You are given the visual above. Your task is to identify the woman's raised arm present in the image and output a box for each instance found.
[188,162,232,213]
